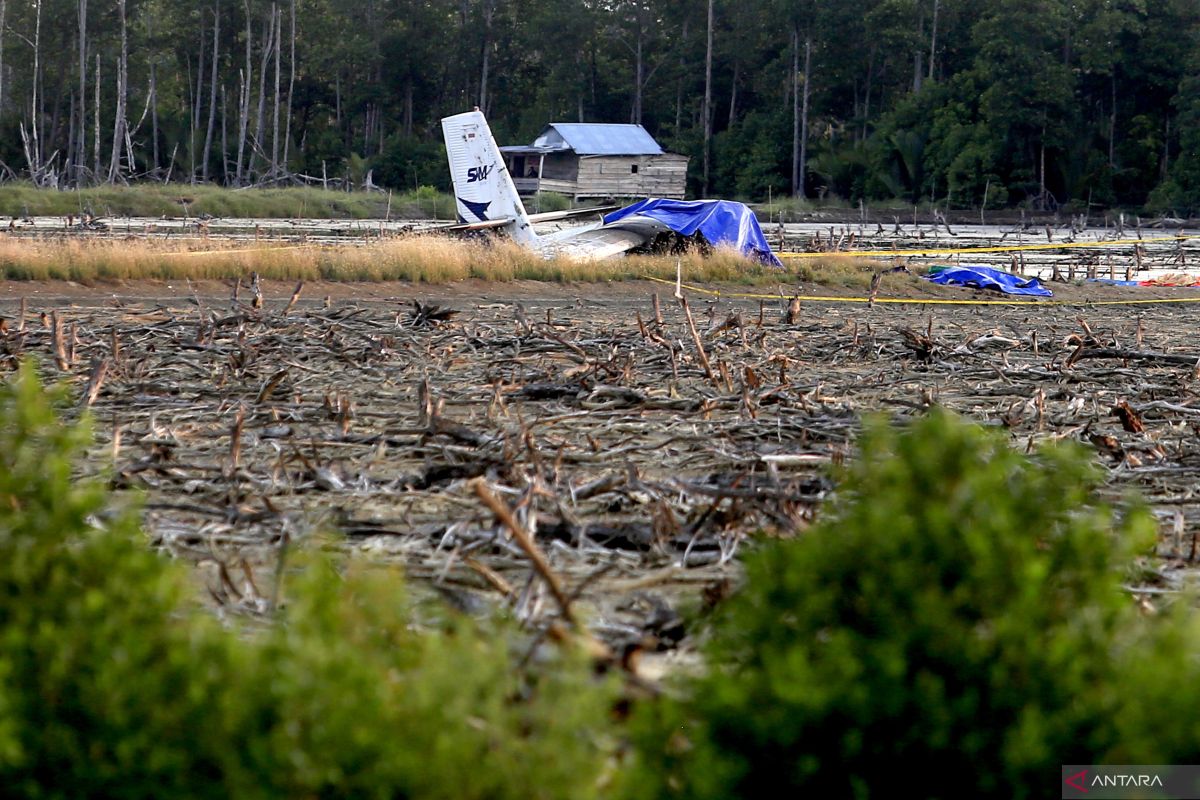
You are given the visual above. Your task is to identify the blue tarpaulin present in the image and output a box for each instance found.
[603,198,783,267]
[925,265,1053,297]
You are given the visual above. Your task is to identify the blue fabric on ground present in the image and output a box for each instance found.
[925,264,1053,297]
[603,198,783,267]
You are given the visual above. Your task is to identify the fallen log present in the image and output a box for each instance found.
[1073,348,1200,367]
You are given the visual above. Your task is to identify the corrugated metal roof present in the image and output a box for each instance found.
[532,123,665,156]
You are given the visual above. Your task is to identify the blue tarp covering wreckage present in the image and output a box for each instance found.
[603,198,784,267]
[925,264,1053,297]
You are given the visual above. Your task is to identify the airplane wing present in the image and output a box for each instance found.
[537,214,672,259]
[436,206,616,234]
[525,205,620,224]
[547,227,648,260]
[443,218,515,232]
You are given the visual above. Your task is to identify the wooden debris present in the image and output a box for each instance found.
[409,299,458,326]
[785,295,801,325]
[81,357,109,408]
[1113,400,1144,434]
[282,281,304,315]
[7,281,1200,653]
[679,295,717,386]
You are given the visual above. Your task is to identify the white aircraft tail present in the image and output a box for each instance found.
[441,110,537,245]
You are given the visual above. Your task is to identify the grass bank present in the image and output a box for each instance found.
[0,235,893,288]
[0,183,458,220]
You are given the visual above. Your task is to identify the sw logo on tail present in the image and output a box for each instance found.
[466,165,493,183]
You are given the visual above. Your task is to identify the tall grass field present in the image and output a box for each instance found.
[0,235,889,287]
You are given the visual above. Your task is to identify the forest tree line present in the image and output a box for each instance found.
[2,0,1200,213]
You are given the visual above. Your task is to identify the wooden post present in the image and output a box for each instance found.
[680,296,717,387]
[535,153,546,212]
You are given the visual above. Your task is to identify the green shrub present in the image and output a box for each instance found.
[529,192,572,213]
[0,182,396,219]
[0,364,618,799]
[628,411,1200,799]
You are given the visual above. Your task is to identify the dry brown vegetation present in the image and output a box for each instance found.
[2,283,1198,662]
[0,234,891,287]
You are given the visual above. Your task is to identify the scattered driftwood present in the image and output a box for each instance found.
[5,284,1200,650]
[409,300,458,326]
[1073,347,1200,367]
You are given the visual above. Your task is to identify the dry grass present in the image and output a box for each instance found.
[0,182,456,220]
[0,234,893,287]
[788,256,922,290]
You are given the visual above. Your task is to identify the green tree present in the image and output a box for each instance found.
[628,411,1200,799]
[0,363,620,798]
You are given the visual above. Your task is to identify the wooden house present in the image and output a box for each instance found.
[500,123,688,201]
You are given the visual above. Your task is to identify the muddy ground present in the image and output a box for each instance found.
[4,277,1200,671]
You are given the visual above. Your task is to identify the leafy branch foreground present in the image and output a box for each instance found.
[2,366,1200,798]
[0,363,619,800]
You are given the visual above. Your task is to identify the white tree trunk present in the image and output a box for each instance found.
[479,0,494,113]
[75,0,85,182]
[220,84,228,181]
[282,0,295,171]
[151,63,159,173]
[31,0,42,174]
[928,0,939,80]
[192,12,204,181]
[702,0,714,196]
[93,53,100,177]
[252,7,274,179]
[107,0,127,182]
[632,24,643,124]
[0,1,7,122]
[202,0,220,181]
[799,35,811,198]
[235,0,252,183]
[271,3,281,178]
[791,28,799,196]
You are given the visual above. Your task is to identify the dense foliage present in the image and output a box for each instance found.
[0,363,620,799]
[628,412,1200,798]
[1,1,1198,211]
[5,366,1200,797]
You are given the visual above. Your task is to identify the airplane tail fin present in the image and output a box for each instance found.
[441,110,536,245]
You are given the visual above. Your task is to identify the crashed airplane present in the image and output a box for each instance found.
[441,109,782,266]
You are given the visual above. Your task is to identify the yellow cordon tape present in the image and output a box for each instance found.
[777,233,1200,259]
[643,275,1200,307]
